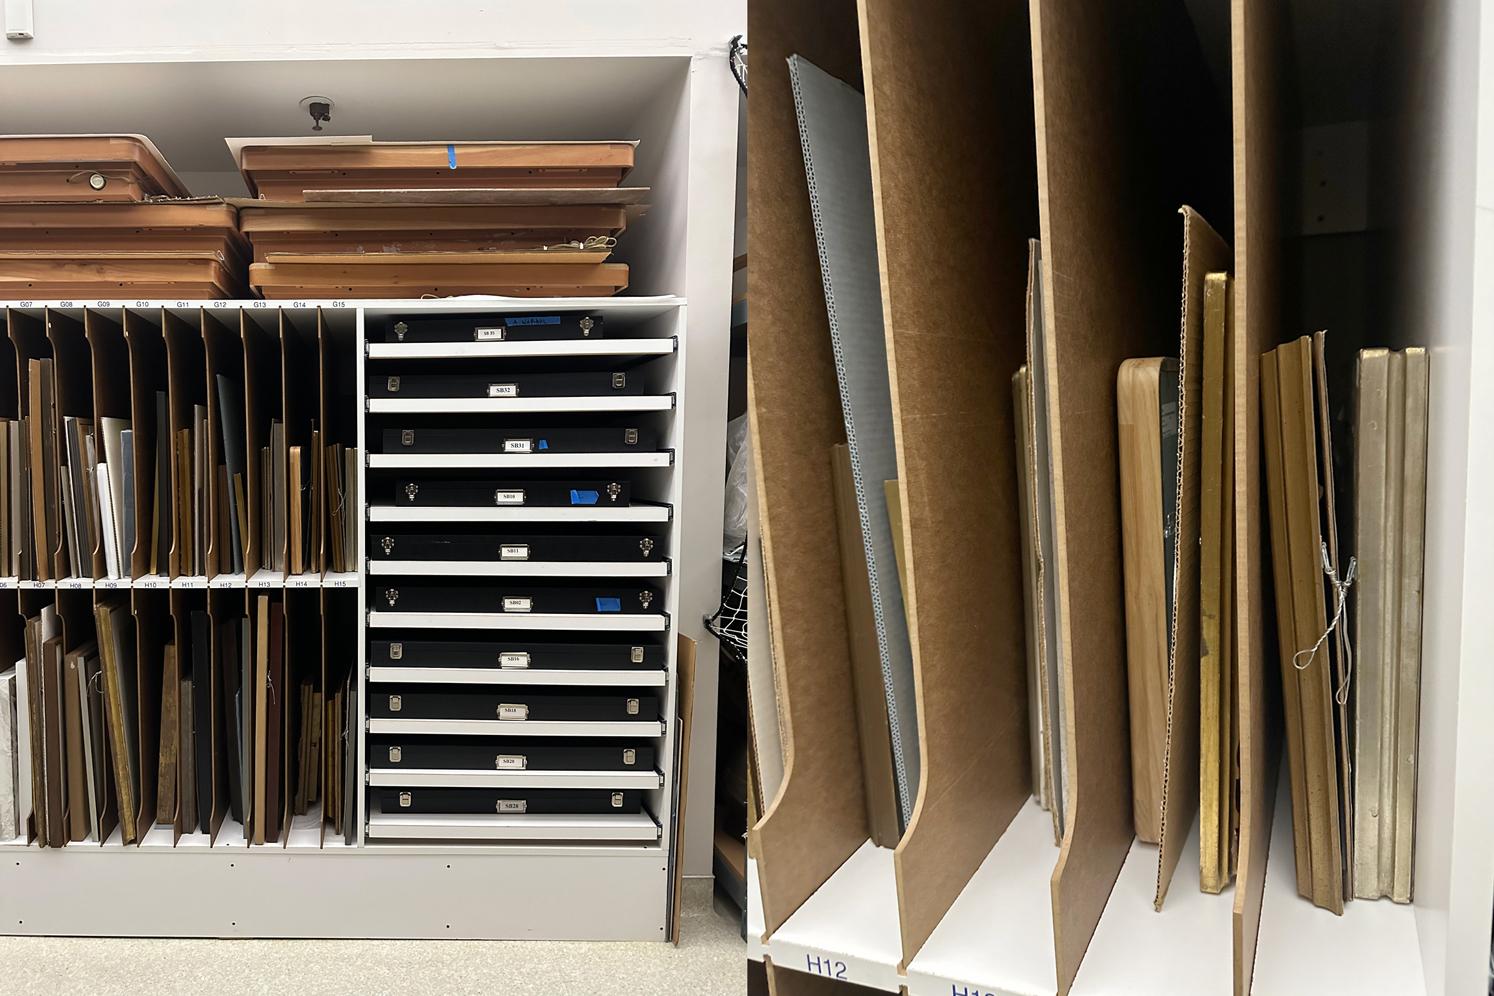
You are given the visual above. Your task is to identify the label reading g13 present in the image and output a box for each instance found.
[803,955,848,980]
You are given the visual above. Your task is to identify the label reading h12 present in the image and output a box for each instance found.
[949,987,998,996]
[803,955,848,980]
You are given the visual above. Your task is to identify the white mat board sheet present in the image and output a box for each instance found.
[788,54,918,825]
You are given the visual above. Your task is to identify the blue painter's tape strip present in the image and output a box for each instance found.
[595,597,622,612]
[537,439,549,450]
[506,315,562,327]
[447,144,457,169]
[569,489,599,505]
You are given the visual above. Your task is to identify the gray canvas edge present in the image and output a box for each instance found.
[788,54,918,826]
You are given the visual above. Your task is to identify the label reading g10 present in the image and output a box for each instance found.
[803,955,848,980]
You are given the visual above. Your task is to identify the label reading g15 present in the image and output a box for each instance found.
[803,955,848,980]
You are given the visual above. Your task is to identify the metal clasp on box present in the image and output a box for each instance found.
[388,642,403,660]
[393,321,408,342]
[398,791,412,808]
[386,376,400,393]
[622,748,637,766]
[626,698,640,716]
[630,646,644,664]
[388,746,403,763]
[624,428,639,446]
[400,429,415,447]
[388,694,403,712]
[610,793,625,809]
[611,372,626,390]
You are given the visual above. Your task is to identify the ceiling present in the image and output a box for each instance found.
[0,55,687,187]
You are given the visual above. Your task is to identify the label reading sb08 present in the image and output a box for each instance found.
[494,489,525,505]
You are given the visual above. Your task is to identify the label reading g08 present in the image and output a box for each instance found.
[803,955,848,980]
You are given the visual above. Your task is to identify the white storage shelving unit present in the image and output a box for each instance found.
[0,296,691,941]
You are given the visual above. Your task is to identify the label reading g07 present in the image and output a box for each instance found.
[803,955,848,980]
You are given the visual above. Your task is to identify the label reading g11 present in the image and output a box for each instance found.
[803,955,848,980]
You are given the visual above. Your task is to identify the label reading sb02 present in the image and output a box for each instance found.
[502,596,533,613]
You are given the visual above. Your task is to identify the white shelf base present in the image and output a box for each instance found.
[769,839,904,992]
[367,717,665,738]
[1252,772,1426,995]
[4,573,357,590]
[1070,817,1232,995]
[368,396,673,414]
[366,337,676,361]
[1,843,669,938]
[369,452,672,470]
[368,610,668,632]
[904,800,1058,996]
[368,559,669,578]
[748,856,767,962]
[368,503,671,524]
[367,768,661,789]
[365,811,660,842]
[367,665,667,687]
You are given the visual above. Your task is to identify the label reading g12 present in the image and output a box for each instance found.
[804,955,848,980]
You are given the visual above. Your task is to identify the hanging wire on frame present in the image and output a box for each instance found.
[729,34,748,97]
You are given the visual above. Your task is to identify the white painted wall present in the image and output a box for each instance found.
[0,0,746,882]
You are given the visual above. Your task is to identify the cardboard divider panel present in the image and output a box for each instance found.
[322,586,356,841]
[280,315,318,577]
[45,311,91,580]
[240,313,281,578]
[122,311,167,580]
[207,587,245,840]
[128,586,166,838]
[8,310,47,581]
[1028,0,1231,990]
[86,310,132,581]
[1230,0,1289,990]
[162,311,206,580]
[202,312,243,578]
[747,0,875,938]
[855,0,1040,967]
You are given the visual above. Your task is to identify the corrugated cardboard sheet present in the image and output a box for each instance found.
[788,54,919,827]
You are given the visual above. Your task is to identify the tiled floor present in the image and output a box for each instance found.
[0,881,746,995]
